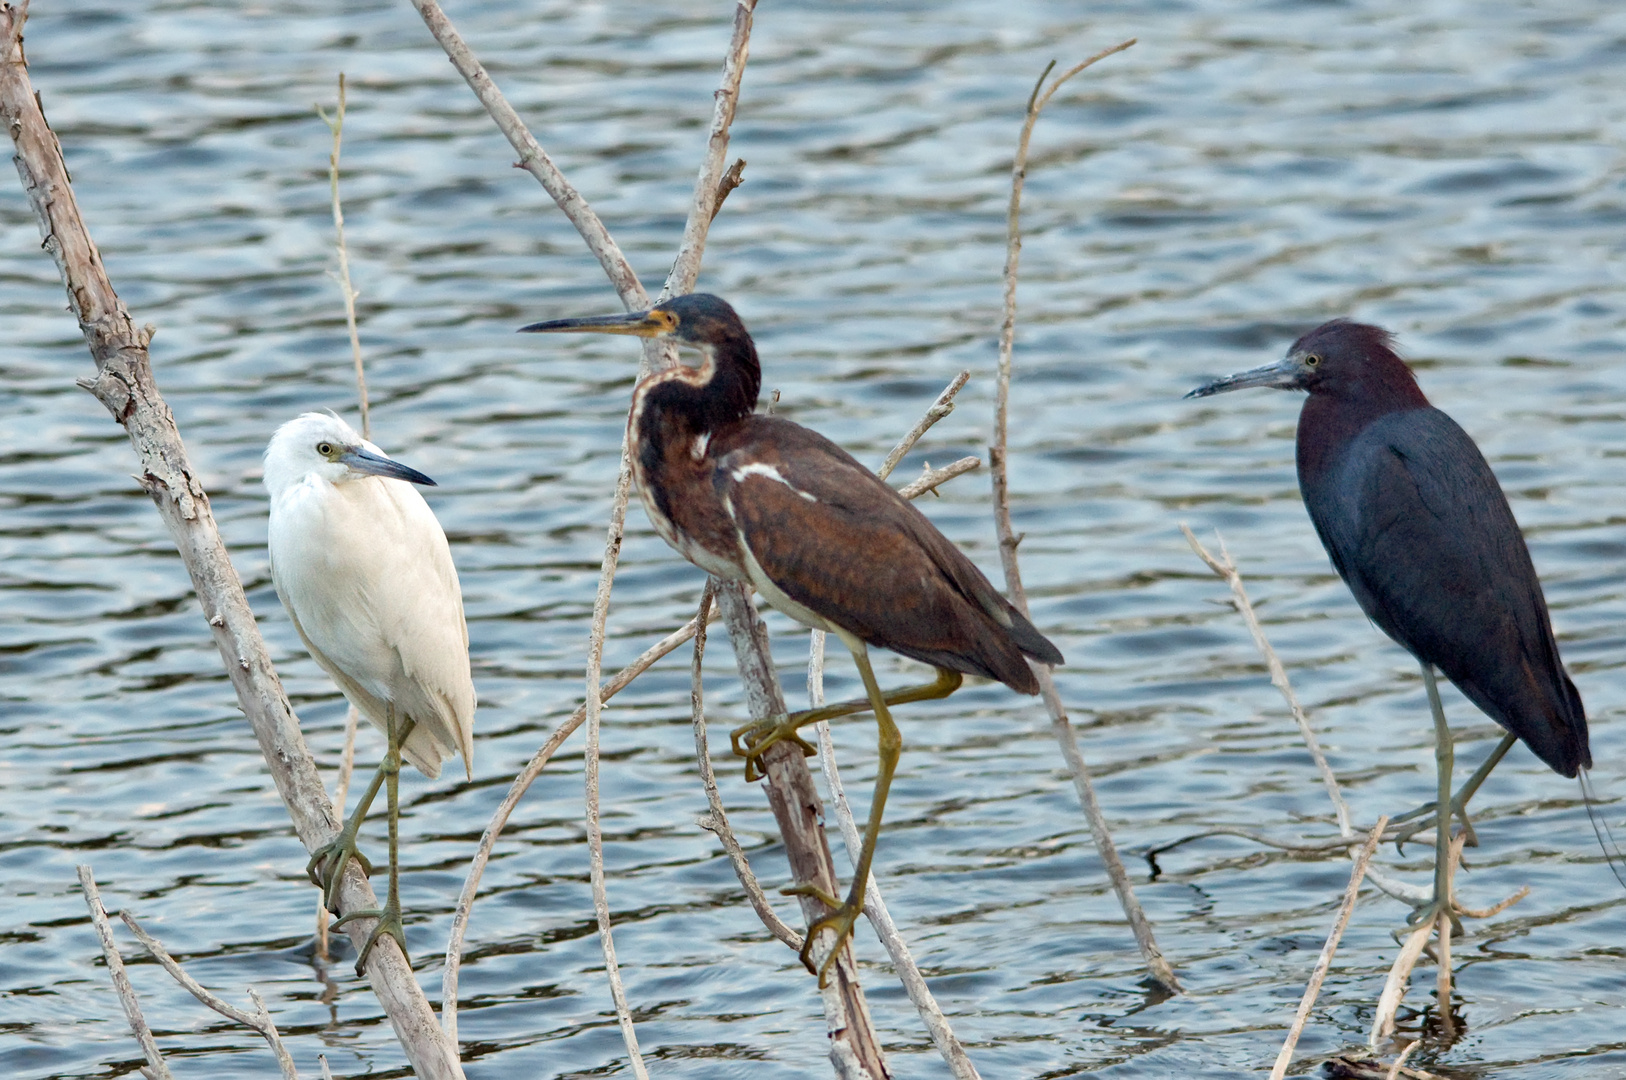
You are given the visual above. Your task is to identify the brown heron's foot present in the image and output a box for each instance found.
[784,883,863,988]
[307,829,374,913]
[333,892,409,975]
[1391,797,1479,854]
[729,716,818,782]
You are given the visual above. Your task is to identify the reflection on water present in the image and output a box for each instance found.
[2,1,1623,1077]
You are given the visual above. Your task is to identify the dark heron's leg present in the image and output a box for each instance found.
[1391,731,1518,851]
[730,667,960,781]
[782,641,906,986]
[331,709,414,973]
[1409,666,1462,933]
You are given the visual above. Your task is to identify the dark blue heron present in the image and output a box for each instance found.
[1187,320,1589,925]
[520,292,1063,984]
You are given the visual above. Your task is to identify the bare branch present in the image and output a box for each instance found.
[1183,525,1353,837]
[809,638,983,1080]
[896,456,980,501]
[710,158,747,223]
[661,0,757,299]
[1370,919,1433,1048]
[77,868,173,1080]
[315,73,369,439]
[986,43,1175,995]
[1269,816,1387,1080]
[692,583,805,949]
[404,0,645,308]
[0,13,460,1073]
[120,912,300,1080]
[441,612,712,1041]
[878,370,971,481]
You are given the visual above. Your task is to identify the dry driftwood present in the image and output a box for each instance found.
[1,6,463,1076]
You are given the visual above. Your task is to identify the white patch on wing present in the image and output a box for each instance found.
[691,432,710,461]
[730,461,818,502]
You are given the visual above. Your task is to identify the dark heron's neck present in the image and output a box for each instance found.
[633,335,762,442]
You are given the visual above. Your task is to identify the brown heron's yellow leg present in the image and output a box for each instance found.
[783,643,911,986]
[329,711,416,973]
[1391,730,1517,852]
[730,667,961,781]
[1406,666,1462,935]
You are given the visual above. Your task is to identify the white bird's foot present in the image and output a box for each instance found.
[333,891,409,975]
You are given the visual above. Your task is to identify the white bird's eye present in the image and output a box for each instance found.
[1304,354,1321,367]
[316,441,334,456]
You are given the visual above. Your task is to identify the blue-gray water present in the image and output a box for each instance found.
[3,2,1624,1077]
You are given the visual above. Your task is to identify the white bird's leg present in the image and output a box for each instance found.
[782,642,907,987]
[327,708,416,974]
[1391,730,1518,851]
[1409,665,1462,934]
[308,758,384,911]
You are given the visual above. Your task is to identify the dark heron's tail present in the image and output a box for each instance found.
[1579,768,1626,891]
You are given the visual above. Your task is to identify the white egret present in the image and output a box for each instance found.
[264,412,476,972]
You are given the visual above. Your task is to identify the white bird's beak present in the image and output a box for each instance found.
[339,447,438,486]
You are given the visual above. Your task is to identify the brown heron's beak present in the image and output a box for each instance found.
[518,308,677,338]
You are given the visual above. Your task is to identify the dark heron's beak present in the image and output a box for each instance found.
[339,446,437,487]
[1185,354,1305,399]
[519,308,677,338]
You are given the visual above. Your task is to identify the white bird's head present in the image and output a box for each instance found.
[263,412,437,500]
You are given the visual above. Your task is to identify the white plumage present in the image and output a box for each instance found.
[264,412,474,779]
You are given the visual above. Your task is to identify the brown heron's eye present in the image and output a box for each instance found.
[316,441,334,456]
[1305,354,1321,367]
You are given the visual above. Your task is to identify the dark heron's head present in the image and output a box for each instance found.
[1185,320,1418,400]
[519,293,750,349]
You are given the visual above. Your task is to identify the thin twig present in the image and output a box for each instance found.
[879,371,971,480]
[1183,525,1353,837]
[120,912,300,1080]
[77,867,174,1080]
[315,73,369,439]
[1269,816,1387,1080]
[897,456,981,501]
[692,582,804,949]
[1386,1040,1421,1080]
[988,42,1175,994]
[809,637,983,1080]
[1144,827,1372,860]
[441,612,712,1040]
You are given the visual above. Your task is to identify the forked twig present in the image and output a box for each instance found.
[120,911,300,1080]
[989,41,1177,994]
[897,456,980,500]
[1269,817,1387,1080]
[77,867,174,1080]
[880,371,970,480]
[1183,525,1353,837]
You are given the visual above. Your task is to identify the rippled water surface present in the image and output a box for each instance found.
[4,2,1625,1077]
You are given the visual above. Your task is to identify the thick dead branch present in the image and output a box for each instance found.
[987,42,1176,994]
[1,11,461,1075]
[1269,817,1387,1080]
[77,868,173,1080]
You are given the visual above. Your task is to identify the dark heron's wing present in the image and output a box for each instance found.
[1302,406,1587,776]
[711,416,1061,692]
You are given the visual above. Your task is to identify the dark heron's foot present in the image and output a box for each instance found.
[1404,894,1464,939]
[730,715,818,782]
[307,824,375,913]
[333,891,409,975]
[1390,797,1479,854]
[784,882,862,988]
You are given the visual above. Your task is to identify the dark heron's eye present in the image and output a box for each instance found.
[1304,354,1322,367]
[316,441,334,456]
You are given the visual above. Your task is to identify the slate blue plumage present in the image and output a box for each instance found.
[1190,319,1588,778]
